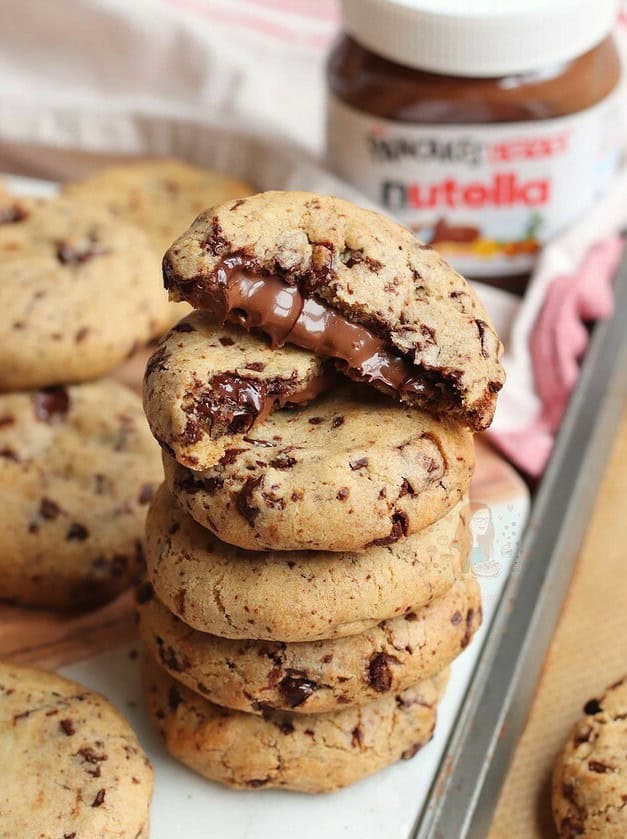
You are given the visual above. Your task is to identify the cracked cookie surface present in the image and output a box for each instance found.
[163,190,504,430]
[145,485,470,642]
[144,311,329,469]
[64,160,253,254]
[0,379,161,608]
[0,661,153,838]
[0,194,174,390]
[553,675,627,838]
[138,574,480,714]
[143,653,447,793]
[163,386,474,552]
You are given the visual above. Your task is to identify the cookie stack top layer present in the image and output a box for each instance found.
[162,190,505,430]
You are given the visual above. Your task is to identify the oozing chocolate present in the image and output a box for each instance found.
[178,260,456,405]
[186,369,331,439]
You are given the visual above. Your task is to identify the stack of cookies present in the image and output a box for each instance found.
[139,191,505,792]
[0,162,252,610]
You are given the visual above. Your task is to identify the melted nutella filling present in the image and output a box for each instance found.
[191,369,331,438]
[211,265,447,402]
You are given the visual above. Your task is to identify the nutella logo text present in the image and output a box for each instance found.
[383,172,550,210]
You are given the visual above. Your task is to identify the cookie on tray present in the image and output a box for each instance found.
[0,661,153,837]
[63,159,252,253]
[552,675,627,838]
[0,379,161,608]
[143,653,447,793]
[145,485,470,642]
[144,311,331,468]
[162,190,504,430]
[0,195,175,391]
[163,385,474,552]
[138,574,480,714]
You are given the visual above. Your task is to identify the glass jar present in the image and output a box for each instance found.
[327,0,622,290]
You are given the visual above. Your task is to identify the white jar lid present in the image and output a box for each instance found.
[340,0,619,77]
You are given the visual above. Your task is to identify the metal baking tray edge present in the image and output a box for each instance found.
[414,257,627,839]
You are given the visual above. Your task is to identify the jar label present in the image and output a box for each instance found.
[326,93,621,278]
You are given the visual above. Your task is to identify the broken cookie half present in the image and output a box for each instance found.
[162,190,505,431]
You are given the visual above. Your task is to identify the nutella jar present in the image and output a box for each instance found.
[327,0,622,287]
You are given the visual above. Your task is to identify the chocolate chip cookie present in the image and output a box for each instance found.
[0,195,173,390]
[63,159,253,254]
[138,574,480,714]
[0,379,161,608]
[162,191,504,430]
[143,653,447,793]
[0,661,153,837]
[145,485,470,641]
[163,384,473,551]
[553,675,627,838]
[144,311,330,469]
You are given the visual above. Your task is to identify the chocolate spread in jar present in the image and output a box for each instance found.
[326,0,621,291]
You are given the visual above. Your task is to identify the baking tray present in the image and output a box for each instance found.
[416,249,627,838]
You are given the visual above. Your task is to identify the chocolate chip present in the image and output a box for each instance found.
[279,675,318,708]
[0,204,27,224]
[331,415,345,428]
[367,653,399,692]
[156,638,189,673]
[351,725,363,747]
[405,611,417,621]
[202,218,230,256]
[401,742,423,760]
[336,487,350,501]
[0,415,14,428]
[461,608,476,648]
[559,817,584,836]
[33,387,70,422]
[77,748,106,767]
[245,362,265,372]
[276,719,295,735]
[308,416,324,425]
[583,698,602,715]
[138,483,155,505]
[171,321,195,333]
[350,457,368,471]
[39,497,61,520]
[247,778,270,788]
[75,327,89,342]
[66,523,89,541]
[57,239,108,265]
[237,476,263,525]
[398,478,415,497]
[451,611,462,626]
[270,455,296,469]
[219,336,235,346]
[59,718,75,736]
[588,761,611,773]
[168,686,181,711]
[369,512,409,547]
[0,447,18,461]
[91,789,106,808]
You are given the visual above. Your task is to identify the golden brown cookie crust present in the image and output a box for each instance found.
[0,380,162,608]
[0,661,153,838]
[163,386,474,552]
[145,485,470,642]
[138,575,480,714]
[143,653,448,793]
